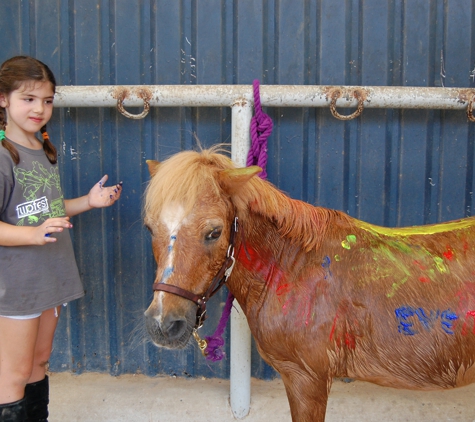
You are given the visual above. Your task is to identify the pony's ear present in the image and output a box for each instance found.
[218,166,262,194]
[146,160,160,178]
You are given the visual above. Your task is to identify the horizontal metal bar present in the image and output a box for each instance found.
[54,85,475,110]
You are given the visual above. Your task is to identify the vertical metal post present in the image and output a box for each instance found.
[229,99,253,419]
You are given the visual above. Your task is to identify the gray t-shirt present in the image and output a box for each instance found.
[0,140,84,316]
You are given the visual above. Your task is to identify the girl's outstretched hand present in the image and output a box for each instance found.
[88,175,123,208]
[37,217,73,245]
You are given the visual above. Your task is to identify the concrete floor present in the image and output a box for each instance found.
[49,372,475,422]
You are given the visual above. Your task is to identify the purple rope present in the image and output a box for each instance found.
[204,292,235,361]
[204,79,271,362]
[247,79,273,179]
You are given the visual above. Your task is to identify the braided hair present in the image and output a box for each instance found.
[0,56,57,165]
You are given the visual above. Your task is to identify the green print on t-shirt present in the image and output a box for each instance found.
[14,161,66,225]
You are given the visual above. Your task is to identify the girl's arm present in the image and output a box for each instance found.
[65,175,122,217]
[0,218,73,246]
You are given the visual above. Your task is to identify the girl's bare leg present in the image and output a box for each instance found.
[28,307,60,384]
[0,316,39,403]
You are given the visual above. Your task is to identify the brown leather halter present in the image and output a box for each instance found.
[152,217,238,329]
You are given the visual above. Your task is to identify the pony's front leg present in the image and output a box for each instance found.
[279,364,331,422]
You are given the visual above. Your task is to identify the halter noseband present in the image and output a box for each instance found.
[152,217,239,329]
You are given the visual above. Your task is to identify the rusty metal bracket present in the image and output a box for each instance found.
[467,95,475,122]
[329,88,365,120]
[115,87,151,119]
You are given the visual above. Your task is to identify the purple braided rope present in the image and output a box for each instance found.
[247,79,273,179]
[204,291,235,361]
[204,79,272,362]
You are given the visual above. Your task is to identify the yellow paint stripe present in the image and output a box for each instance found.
[358,217,475,237]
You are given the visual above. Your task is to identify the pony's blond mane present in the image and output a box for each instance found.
[144,148,352,251]
[232,172,350,251]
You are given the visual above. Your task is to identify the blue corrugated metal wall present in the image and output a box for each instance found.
[1,0,474,379]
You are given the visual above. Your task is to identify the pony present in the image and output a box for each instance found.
[143,147,475,422]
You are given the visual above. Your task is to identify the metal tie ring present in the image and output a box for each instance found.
[467,95,475,123]
[330,89,364,121]
[117,94,150,119]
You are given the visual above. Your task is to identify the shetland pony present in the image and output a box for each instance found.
[144,147,475,421]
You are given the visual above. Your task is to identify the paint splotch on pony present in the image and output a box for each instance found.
[143,147,475,422]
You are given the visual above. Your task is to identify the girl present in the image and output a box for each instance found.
[0,56,122,421]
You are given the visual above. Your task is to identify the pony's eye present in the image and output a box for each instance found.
[145,224,153,234]
[205,228,222,241]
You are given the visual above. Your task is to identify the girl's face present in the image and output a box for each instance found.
[0,81,54,139]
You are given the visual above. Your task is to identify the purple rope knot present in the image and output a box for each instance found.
[204,80,272,362]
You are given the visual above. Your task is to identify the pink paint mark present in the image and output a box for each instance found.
[237,244,265,271]
[266,264,288,291]
[281,298,292,316]
[463,239,469,255]
[443,246,454,261]
[276,283,291,296]
[329,313,339,342]
[413,260,427,271]
[345,332,356,349]
[329,313,356,349]
[237,243,287,290]
[455,282,475,316]
[419,276,430,283]
[298,299,313,327]
[462,310,475,336]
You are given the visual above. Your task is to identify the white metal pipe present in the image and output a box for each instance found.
[54,84,475,110]
[230,99,253,419]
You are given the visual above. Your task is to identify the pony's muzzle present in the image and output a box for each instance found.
[144,305,193,348]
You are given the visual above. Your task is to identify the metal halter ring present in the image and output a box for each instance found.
[117,92,150,119]
[330,89,365,121]
[467,96,475,123]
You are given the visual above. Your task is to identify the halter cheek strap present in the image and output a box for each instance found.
[152,217,239,329]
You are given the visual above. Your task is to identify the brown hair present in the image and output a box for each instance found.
[0,56,57,164]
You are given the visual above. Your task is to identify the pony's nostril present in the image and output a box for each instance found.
[162,317,187,339]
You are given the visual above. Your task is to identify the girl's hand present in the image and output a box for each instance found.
[87,175,123,208]
[36,217,73,245]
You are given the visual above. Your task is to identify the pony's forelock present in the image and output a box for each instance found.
[144,147,235,222]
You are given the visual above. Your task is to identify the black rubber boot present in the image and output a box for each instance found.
[24,376,49,422]
[0,397,28,421]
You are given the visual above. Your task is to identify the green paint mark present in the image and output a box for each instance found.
[387,276,409,298]
[341,234,357,249]
[334,254,341,262]
[372,245,397,263]
[433,256,448,273]
[387,240,412,254]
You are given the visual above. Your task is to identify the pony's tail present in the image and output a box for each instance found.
[41,125,57,164]
[0,107,19,165]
